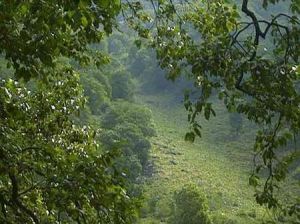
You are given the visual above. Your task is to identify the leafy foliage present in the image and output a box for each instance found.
[100,101,155,183]
[75,35,157,198]
[0,72,137,223]
[81,72,111,115]
[110,71,135,100]
[170,184,211,224]
[0,1,141,223]
[1,0,299,222]
[0,0,120,80]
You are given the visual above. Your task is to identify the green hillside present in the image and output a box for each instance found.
[134,91,299,223]
[136,93,266,223]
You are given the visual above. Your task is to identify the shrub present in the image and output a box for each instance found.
[211,214,238,224]
[110,71,135,100]
[81,74,111,115]
[88,69,112,97]
[170,184,211,224]
[100,101,155,187]
[100,122,151,170]
[101,101,156,137]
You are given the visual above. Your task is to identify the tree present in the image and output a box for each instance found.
[124,0,300,219]
[1,0,299,222]
[0,71,137,223]
[0,0,120,80]
[0,1,139,223]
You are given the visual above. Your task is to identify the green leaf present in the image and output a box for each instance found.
[134,39,142,48]
[204,106,210,120]
[193,127,201,137]
[249,175,259,187]
[185,132,195,142]
[81,16,88,27]
[19,4,28,15]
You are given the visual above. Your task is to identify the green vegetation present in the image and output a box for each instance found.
[137,92,299,223]
[0,0,299,223]
[171,184,211,224]
[0,63,138,223]
[137,93,262,224]
[143,1,300,214]
[0,1,138,223]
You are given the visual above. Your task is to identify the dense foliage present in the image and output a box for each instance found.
[79,59,156,196]
[0,0,299,223]
[0,70,137,223]
[0,1,138,223]
[170,184,211,224]
[0,0,120,80]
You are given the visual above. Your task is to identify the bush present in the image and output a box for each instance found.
[88,69,112,97]
[101,101,156,137]
[211,214,238,224]
[81,73,111,115]
[110,71,135,100]
[170,184,211,224]
[134,139,151,166]
[100,122,151,170]
[100,101,155,188]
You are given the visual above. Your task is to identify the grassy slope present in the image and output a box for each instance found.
[136,93,275,224]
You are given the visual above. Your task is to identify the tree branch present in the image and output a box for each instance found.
[9,173,40,224]
[242,0,262,60]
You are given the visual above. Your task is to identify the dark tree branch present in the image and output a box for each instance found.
[75,201,87,224]
[0,194,8,218]
[9,173,40,224]
[242,0,262,60]
[19,179,45,196]
[234,1,294,101]
[233,22,253,41]
[234,0,262,94]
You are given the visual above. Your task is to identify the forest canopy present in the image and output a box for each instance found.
[0,0,299,223]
